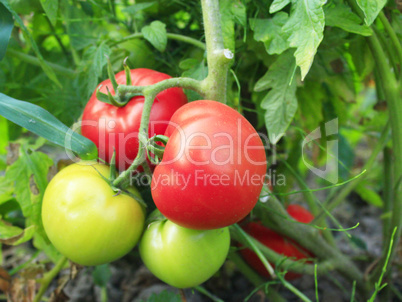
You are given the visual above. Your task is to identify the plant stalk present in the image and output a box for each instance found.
[34,256,68,302]
[200,0,233,103]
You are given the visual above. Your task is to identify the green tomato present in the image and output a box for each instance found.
[42,161,145,266]
[139,217,230,288]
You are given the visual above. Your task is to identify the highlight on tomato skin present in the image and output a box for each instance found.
[239,204,315,280]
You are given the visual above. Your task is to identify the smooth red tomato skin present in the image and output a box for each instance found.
[151,100,267,230]
[81,68,187,170]
[240,205,314,280]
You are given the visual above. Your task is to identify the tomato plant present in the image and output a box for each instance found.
[42,161,145,266]
[139,215,230,288]
[81,68,188,170]
[151,100,267,230]
[240,205,314,280]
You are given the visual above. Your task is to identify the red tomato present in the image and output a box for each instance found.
[240,205,314,280]
[151,100,267,230]
[81,68,187,170]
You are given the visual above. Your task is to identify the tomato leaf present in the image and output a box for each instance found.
[141,21,167,52]
[122,2,156,15]
[145,290,181,302]
[39,0,58,26]
[356,0,387,26]
[250,13,290,55]
[255,50,297,144]
[270,0,291,13]
[0,93,98,160]
[0,2,13,61]
[92,264,111,287]
[325,4,372,36]
[355,183,384,207]
[219,0,235,52]
[0,0,61,87]
[0,176,14,205]
[283,0,326,80]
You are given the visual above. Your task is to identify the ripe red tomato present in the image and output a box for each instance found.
[81,68,187,170]
[151,100,267,230]
[240,205,314,280]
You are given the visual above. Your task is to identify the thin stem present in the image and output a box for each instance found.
[231,224,276,278]
[227,252,264,287]
[34,256,68,302]
[109,33,206,50]
[282,161,336,246]
[254,200,369,294]
[382,147,393,248]
[231,226,335,276]
[324,123,390,214]
[194,286,224,302]
[6,49,76,77]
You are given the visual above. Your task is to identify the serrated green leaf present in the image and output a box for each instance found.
[143,290,181,302]
[92,264,111,286]
[0,2,13,61]
[296,81,323,131]
[250,13,289,55]
[141,21,167,52]
[231,0,246,27]
[0,0,61,87]
[356,0,387,26]
[325,4,372,36]
[89,43,111,76]
[349,234,368,250]
[355,183,384,207]
[270,0,291,13]
[6,148,53,218]
[256,51,297,144]
[0,116,8,155]
[40,0,58,26]
[123,2,156,15]
[0,220,22,241]
[219,0,235,52]
[33,232,62,263]
[283,0,326,80]
[0,93,98,160]
[0,177,13,205]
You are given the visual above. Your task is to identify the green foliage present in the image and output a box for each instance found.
[142,290,181,302]
[0,0,400,300]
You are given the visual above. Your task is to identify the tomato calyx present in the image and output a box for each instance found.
[96,58,142,107]
[146,135,169,164]
[145,209,167,225]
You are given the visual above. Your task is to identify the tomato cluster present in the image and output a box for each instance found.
[42,68,269,288]
[240,205,315,280]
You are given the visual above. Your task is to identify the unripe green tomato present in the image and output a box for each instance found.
[42,161,145,266]
[139,218,230,288]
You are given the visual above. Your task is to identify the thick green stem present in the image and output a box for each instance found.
[200,0,233,103]
[367,33,402,279]
[110,33,206,50]
[254,200,369,294]
[231,225,335,276]
[378,12,402,68]
[34,256,68,302]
